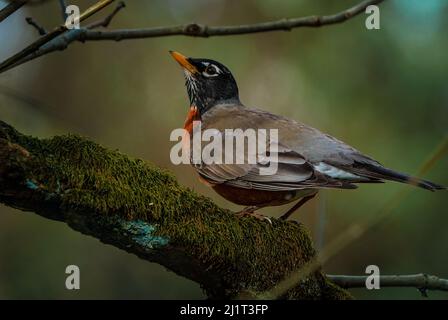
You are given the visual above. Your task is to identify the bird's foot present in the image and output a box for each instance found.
[236,206,272,224]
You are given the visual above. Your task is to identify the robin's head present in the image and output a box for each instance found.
[170,51,240,114]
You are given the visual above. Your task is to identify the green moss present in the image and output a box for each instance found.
[0,120,350,299]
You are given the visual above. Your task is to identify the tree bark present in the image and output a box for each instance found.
[0,120,350,299]
[0,0,27,23]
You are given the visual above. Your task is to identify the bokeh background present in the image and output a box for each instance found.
[0,0,447,299]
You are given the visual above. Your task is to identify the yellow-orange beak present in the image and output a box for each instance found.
[169,51,198,74]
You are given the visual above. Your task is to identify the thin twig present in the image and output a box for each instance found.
[58,0,68,21]
[25,16,47,35]
[86,1,125,29]
[327,274,448,297]
[0,0,384,74]
[0,0,27,23]
[1,30,84,73]
[0,0,114,73]
[0,25,67,73]
[77,0,115,22]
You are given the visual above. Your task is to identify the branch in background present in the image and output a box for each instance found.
[0,119,351,300]
[58,0,68,21]
[83,0,385,40]
[25,17,47,35]
[0,0,52,23]
[0,1,125,73]
[0,0,114,73]
[327,274,448,297]
[0,26,66,72]
[0,0,27,23]
[86,1,125,29]
[0,0,385,74]
[1,29,84,73]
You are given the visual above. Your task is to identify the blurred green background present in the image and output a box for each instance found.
[0,0,447,299]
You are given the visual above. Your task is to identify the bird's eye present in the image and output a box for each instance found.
[206,65,216,74]
[203,65,219,77]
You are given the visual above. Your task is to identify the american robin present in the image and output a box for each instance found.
[170,51,446,221]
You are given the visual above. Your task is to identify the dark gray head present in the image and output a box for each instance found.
[170,51,240,114]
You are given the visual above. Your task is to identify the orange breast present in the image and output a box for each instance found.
[184,106,201,134]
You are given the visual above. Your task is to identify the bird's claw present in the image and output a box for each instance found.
[236,209,272,224]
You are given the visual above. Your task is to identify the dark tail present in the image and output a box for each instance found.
[364,165,446,191]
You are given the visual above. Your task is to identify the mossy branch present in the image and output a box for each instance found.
[0,120,350,299]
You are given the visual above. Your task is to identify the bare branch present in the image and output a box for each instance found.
[1,30,83,73]
[83,0,385,40]
[77,0,115,22]
[86,1,126,29]
[327,274,448,297]
[0,0,385,74]
[58,0,68,21]
[0,28,65,73]
[0,0,27,23]
[0,0,114,73]
[0,25,66,72]
[25,16,47,35]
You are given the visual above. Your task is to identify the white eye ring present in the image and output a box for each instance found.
[202,65,220,77]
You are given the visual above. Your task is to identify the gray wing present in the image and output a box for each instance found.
[195,142,357,191]
[201,104,444,191]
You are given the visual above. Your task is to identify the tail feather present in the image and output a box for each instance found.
[360,164,446,191]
